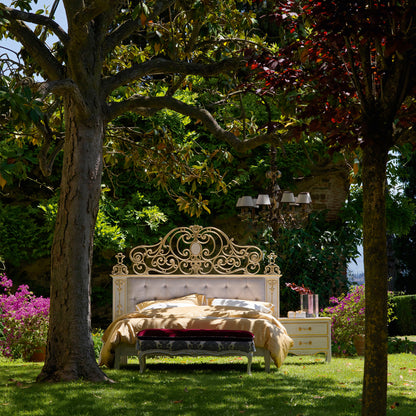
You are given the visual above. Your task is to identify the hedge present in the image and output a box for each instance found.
[389,295,416,336]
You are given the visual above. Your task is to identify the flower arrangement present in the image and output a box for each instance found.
[321,284,365,355]
[285,282,313,294]
[286,282,319,317]
[0,273,50,360]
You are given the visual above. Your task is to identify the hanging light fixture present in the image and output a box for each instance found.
[236,147,312,233]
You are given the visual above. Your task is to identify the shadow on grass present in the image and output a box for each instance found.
[0,356,415,416]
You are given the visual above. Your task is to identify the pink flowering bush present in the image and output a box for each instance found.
[322,284,395,355]
[0,273,49,360]
[321,285,366,355]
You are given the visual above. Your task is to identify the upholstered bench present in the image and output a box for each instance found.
[136,328,256,374]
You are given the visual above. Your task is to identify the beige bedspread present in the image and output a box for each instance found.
[99,305,294,369]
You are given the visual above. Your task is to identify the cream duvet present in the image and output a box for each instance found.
[99,304,294,369]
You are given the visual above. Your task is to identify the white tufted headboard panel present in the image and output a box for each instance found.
[111,226,282,319]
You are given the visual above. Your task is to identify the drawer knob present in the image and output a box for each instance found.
[299,341,312,345]
[298,327,312,331]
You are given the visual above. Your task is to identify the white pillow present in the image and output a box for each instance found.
[211,298,272,315]
[141,302,194,311]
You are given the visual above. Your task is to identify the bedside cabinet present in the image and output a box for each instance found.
[279,317,332,362]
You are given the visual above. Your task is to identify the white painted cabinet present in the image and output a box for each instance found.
[280,317,332,362]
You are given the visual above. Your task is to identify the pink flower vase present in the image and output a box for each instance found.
[300,294,319,317]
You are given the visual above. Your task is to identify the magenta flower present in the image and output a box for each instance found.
[0,274,50,360]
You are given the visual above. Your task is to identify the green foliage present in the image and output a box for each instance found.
[390,150,416,293]
[347,185,416,238]
[257,211,361,315]
[389,295,416,336]
[0,140,38,188]
[39,191,170,256]
[92,329,104,361]
[388,336,416,354]
[0,76,43,129]
[97,190,168,248]
[0,202,50,266]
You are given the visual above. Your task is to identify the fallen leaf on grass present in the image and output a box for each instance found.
[390,402,400,409]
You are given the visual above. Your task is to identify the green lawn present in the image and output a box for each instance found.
[1,354,415,416]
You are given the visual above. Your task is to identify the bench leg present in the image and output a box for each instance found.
[139,353,146,373]
[247,353,253,375]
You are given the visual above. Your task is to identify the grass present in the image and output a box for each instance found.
[1,353,415,416]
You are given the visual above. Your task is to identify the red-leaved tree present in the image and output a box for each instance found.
[247,1,416,415]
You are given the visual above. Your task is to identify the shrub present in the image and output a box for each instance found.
[92,329,104,361]
[321,284,365,355]
[388,336,416,354]
[389,295,416,336]
[0,273,49,360]
[321,284,396,356]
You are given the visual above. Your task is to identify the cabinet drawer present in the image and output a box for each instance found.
[283,322,328,336]
[291,336,329,349]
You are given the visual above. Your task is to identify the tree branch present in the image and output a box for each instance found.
[343,35,370,115]
[2,6,69,45]
[73,0,115,26]
[102,56,243,97]
[102,0,176,55]
[37,79,89,118]
[106,95,280,153]
[6,18,65,80]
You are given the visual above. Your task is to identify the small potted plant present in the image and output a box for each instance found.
[0,274,49,361]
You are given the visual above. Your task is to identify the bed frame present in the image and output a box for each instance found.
[110,225,282,369]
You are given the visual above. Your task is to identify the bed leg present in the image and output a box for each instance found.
[264,350,271,372]
[114,349,120,370]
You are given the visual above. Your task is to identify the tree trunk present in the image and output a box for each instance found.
[361,135,390,416]
[37,98,110,382]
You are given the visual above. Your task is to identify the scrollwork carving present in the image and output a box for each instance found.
[264,252,281,277]
[128,225,263,275]
[112,253,129,275]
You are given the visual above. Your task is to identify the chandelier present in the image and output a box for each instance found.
[236,148,312,233]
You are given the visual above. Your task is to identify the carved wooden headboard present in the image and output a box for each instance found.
[111,225,282,320]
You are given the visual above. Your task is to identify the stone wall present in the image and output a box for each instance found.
[296,159,350,222]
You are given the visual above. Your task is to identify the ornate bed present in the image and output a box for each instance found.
[98,225,294,372]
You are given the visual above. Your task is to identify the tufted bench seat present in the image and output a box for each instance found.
[136,328,256,374]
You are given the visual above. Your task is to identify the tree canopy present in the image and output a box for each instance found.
[0,0,286,383]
